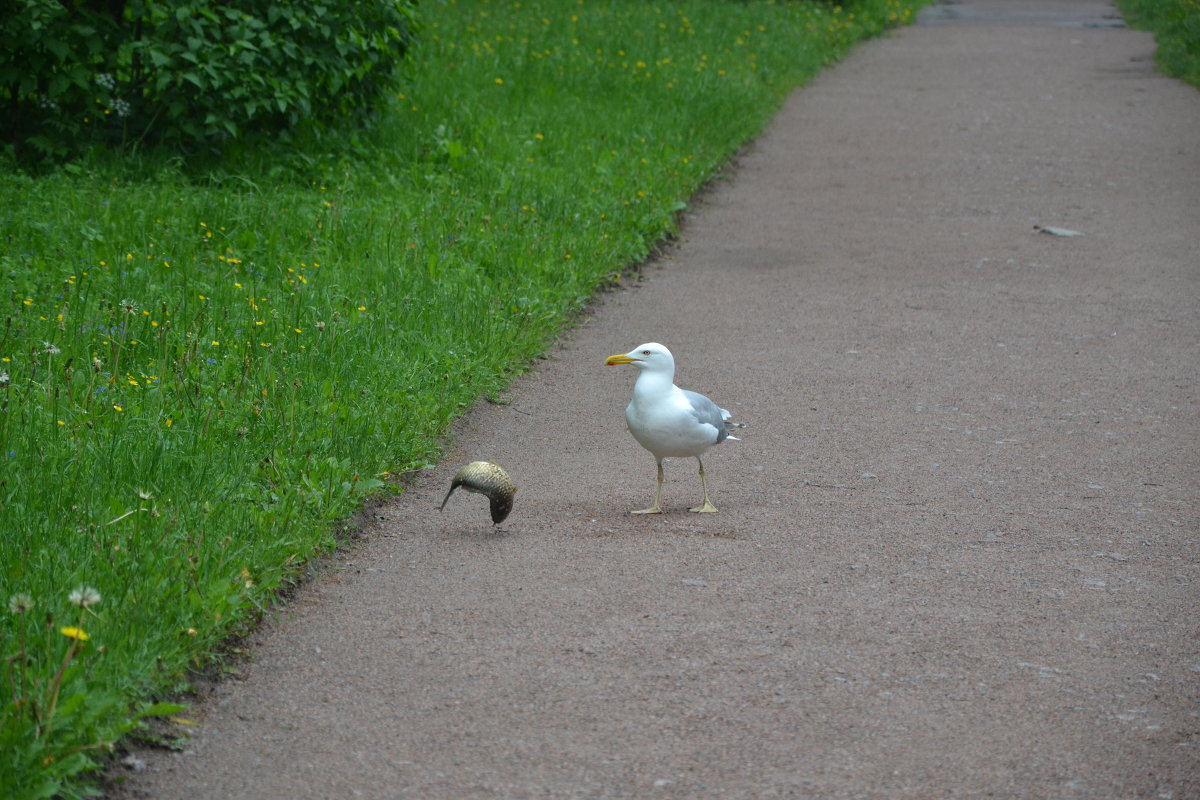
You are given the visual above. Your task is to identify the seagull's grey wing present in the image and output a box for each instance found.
[682,389,731,443]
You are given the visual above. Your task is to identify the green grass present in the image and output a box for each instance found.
[0,0,927,795]
[1118,0,1200,86]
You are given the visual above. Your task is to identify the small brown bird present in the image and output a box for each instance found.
[439,461,517,524]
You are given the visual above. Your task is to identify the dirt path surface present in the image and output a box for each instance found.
[111,2,1199,797]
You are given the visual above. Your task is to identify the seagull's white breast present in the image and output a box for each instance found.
[625,384,720,459]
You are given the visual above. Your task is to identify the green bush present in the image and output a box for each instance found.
[0,0,418,163]
[1118,0,1200,87]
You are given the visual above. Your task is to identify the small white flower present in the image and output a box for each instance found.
[68,585,102,609]
[0,371,9,387]
[8,592,34,614]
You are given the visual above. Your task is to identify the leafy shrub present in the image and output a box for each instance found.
[0,0,418,164]
[1118,0,1200,87]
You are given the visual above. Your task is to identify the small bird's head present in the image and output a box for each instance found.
[605,342,674,371]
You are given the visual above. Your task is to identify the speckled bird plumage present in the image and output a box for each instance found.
[439,461,517,524]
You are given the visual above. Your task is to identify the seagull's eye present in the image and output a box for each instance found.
[641,350,651,355]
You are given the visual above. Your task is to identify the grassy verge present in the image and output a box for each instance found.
[1117,0,1200,87]
[1,0,926,795]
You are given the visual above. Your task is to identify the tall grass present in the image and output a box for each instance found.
[1117,0,1200,86]
[0,0,926,795]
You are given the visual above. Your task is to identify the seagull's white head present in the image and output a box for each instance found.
[605,342,674,373]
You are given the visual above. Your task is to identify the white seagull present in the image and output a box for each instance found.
[605,342,741,514]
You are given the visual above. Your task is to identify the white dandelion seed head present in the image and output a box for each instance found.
[0,371,9,387]
[68,585,102,608]
[43,341,61,355]
[8,592,34,615]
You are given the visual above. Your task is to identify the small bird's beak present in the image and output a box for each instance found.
[605,353,638,366]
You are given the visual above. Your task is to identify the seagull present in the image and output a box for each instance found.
[605,342,741,514]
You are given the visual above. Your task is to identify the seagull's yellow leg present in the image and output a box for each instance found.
[631,461,665,514]
[689,458,718,513]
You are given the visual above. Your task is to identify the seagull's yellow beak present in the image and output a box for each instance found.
[605,353,638,366]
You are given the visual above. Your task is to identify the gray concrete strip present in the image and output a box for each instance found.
[110,1,1200,798]
[919,0,1126,27]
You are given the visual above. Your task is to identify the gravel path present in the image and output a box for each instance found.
[110,1,1200,797]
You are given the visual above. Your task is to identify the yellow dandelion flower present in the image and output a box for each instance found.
[60,626,89,641]
[113,405,123,412]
